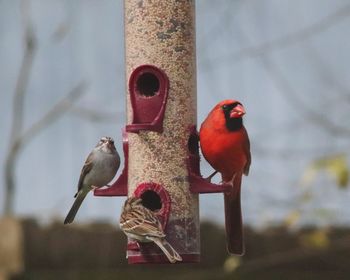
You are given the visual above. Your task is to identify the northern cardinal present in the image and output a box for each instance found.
[199,100,251,255]
[64,137,120,224]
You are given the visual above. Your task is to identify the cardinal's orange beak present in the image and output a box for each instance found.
[229,104,246,118]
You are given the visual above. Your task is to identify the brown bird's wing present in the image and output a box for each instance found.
[121,206,165,238]
[75,153,94,197]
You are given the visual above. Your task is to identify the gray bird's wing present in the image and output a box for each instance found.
[75,153,94,197]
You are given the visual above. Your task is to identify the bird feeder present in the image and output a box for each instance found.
[94,0,231,264]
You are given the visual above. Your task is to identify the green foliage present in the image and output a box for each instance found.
[299,229,330,250]
[301,154,349,188]
[223,256,241,273]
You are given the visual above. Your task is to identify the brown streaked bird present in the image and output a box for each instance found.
[64,136,120,224]
[120,197,182,263]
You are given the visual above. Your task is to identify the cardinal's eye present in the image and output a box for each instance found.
[222,105,228,110]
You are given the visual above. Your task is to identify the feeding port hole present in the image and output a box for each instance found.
[140,190,162,211]
[136,72,160,97]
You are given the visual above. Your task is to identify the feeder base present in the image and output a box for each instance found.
[127,253,200,264]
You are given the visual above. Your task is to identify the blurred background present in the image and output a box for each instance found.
[1,0,350,279]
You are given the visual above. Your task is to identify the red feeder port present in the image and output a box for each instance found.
[126,65,169,133]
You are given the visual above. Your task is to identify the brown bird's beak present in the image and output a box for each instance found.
[107,140,114,149]
[230,104,246,118]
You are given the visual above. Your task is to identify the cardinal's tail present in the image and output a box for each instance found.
[64,188,89,224]
[223,173,244,255]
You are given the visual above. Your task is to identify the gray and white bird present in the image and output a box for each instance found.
[120,196,182,263]
[64,136,120,224]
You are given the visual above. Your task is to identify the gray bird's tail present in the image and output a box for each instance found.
[64,189,89,224]
[148,237,182,263]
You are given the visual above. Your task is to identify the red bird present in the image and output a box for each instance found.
[199,100,251,255]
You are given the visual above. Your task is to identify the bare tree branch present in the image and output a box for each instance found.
[258,56,350,137]
[304,44,350,103]
[200,3,350,69]
[4,1,37,215]
[4,81,87,215]
[198,0,243,52]
[252,143,348,160]
[20,81,88,144]
[3,1,89,215]
[10,27,36,137]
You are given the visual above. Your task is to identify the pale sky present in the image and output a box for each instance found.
[1,0,350,228]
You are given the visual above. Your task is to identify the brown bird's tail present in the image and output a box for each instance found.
[64,189,89,224]
[223,173,244,255]
[148,237,183,263]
